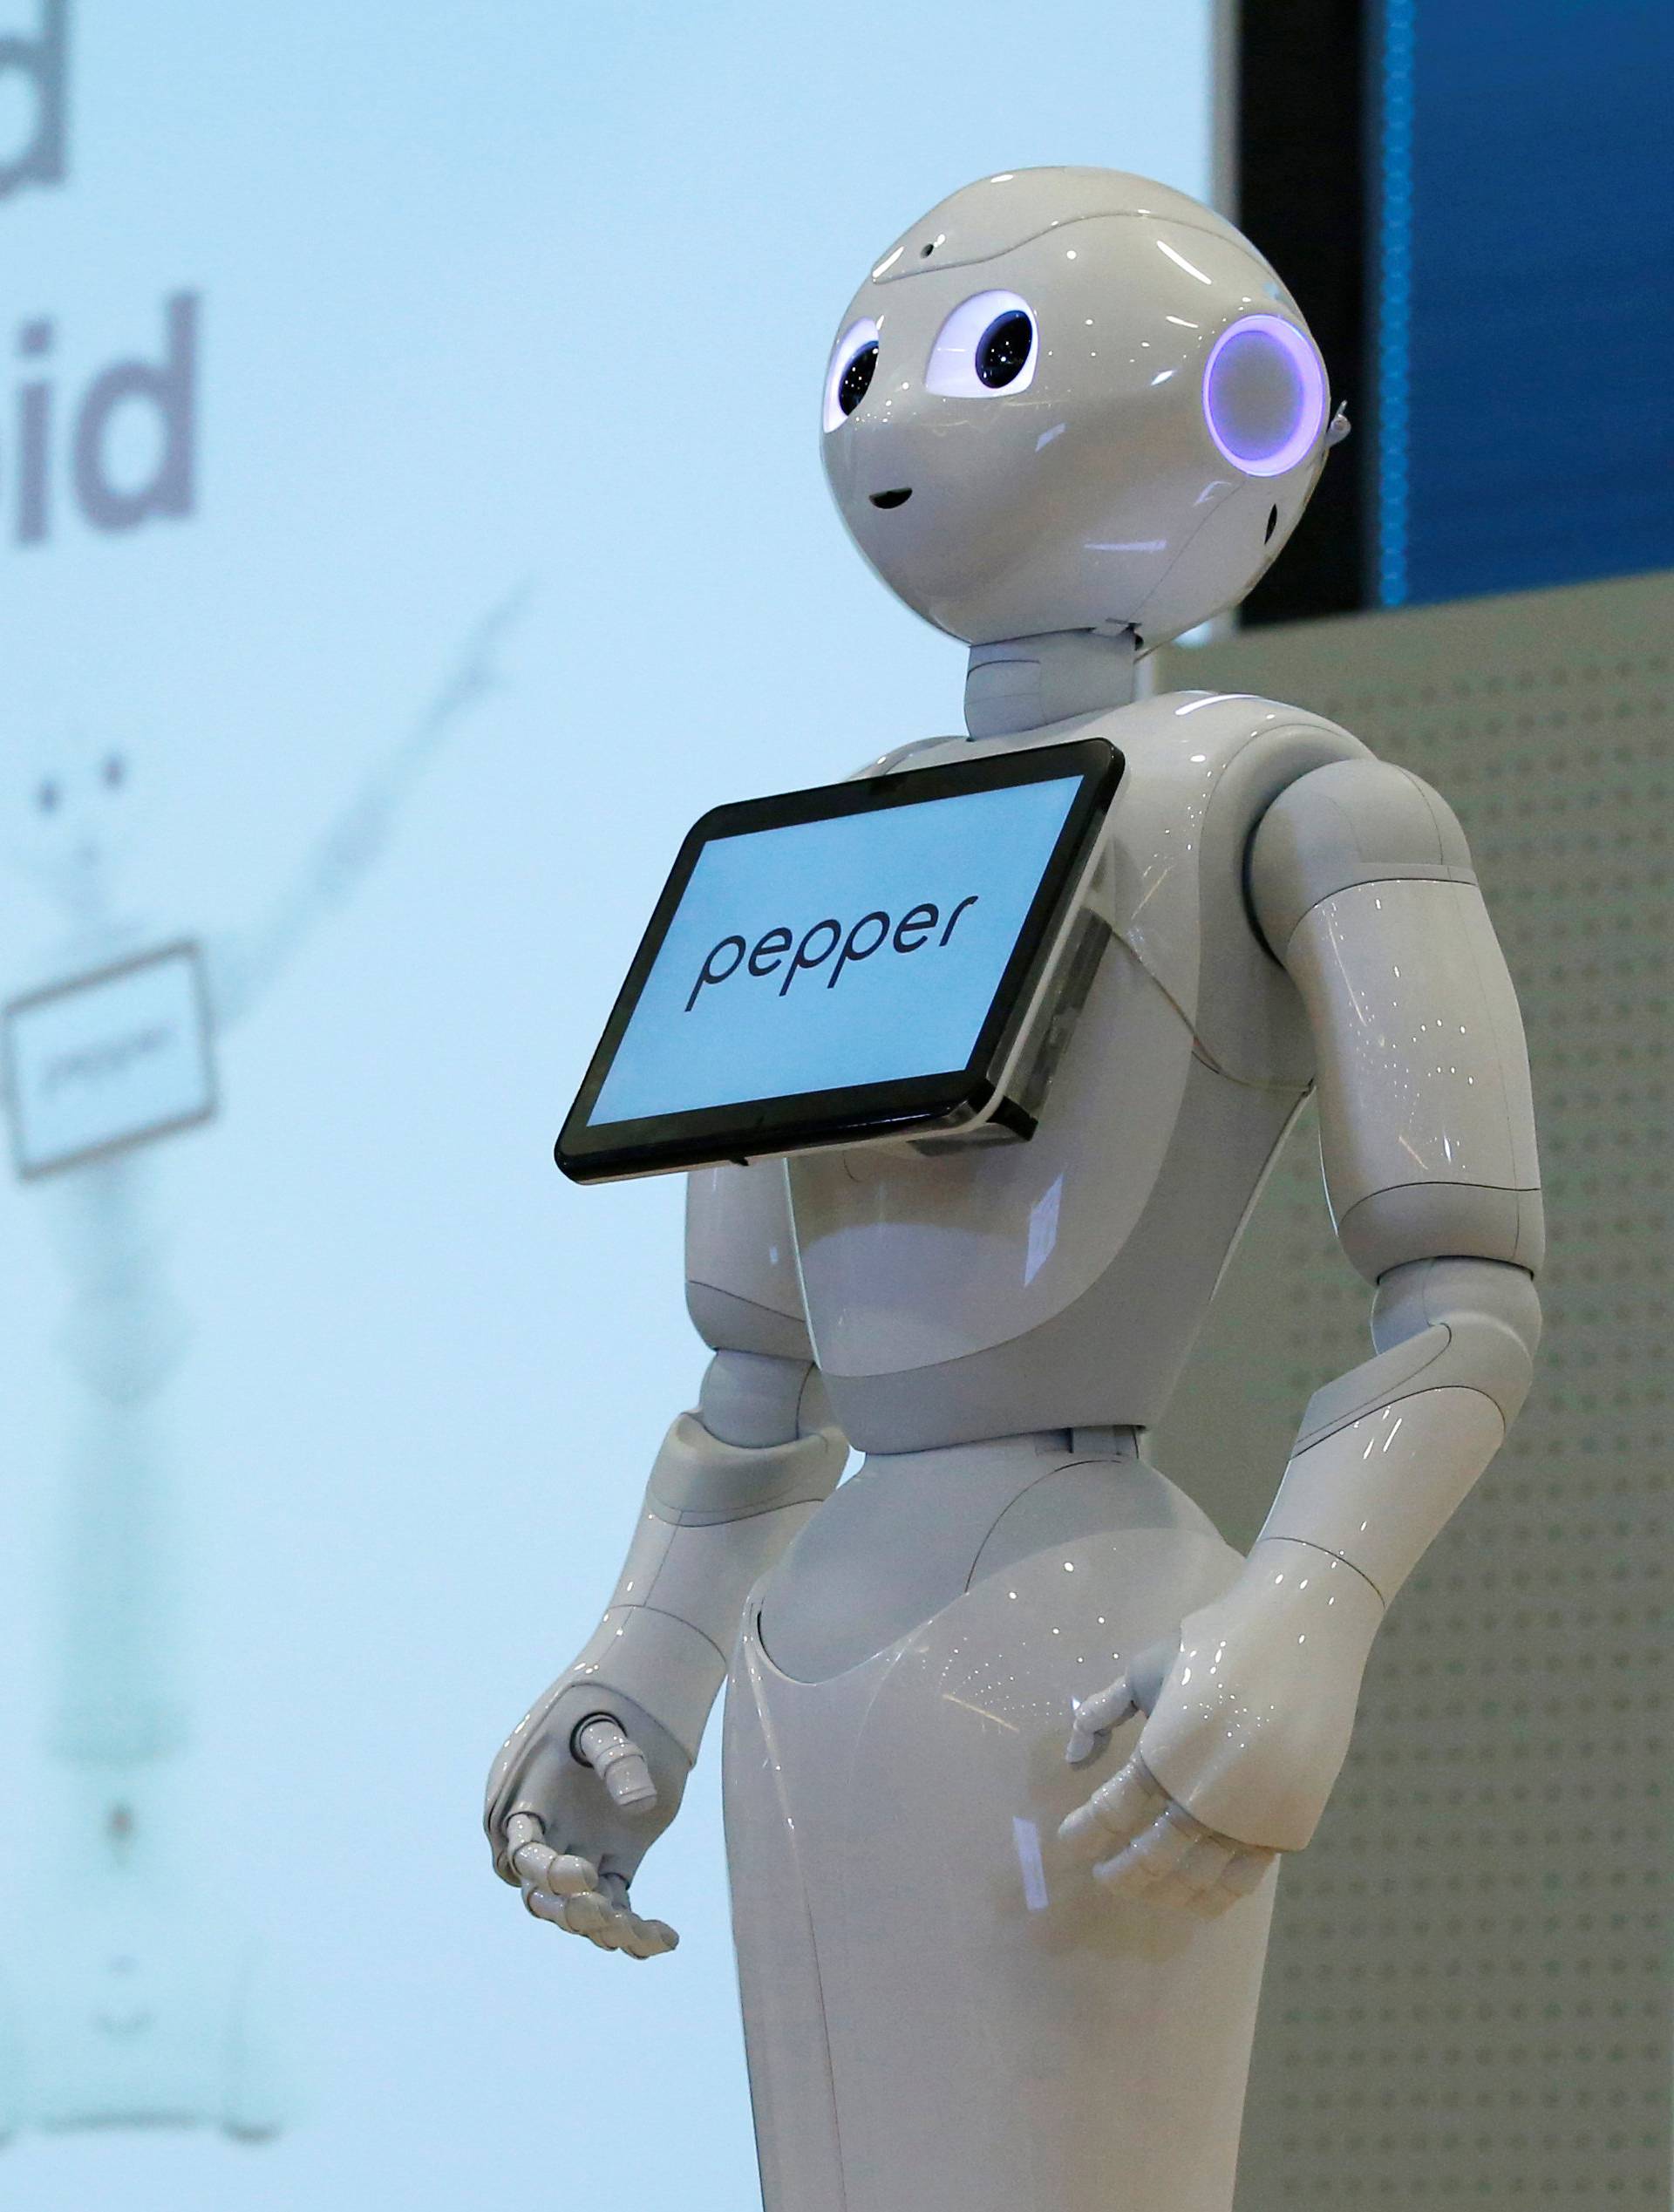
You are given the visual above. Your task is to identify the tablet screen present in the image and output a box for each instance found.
[558,737,1122,1181]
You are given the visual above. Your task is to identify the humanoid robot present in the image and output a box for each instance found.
[486,169,1541,2212]
[0,589,521,2140]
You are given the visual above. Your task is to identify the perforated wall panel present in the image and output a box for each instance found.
[1153,570,1671,2204]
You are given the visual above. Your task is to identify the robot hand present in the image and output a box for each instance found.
[486,1678,691,1960]
[1058,1539,1385,1916]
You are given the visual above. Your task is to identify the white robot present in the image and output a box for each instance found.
[486,170,1542,2212]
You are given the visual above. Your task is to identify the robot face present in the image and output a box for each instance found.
[821,168,1332,649]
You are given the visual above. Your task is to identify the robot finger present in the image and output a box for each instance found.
[1184,1879,1243,1920]
[614,1910,681,1961]
[579,1902,681,1955]
[1058,1753,1167,1855]
[1173,1829,1236,1889]
[1177,1843,1277,1918]
[561,1889,628,1948]
[1132,1864,1208,1912]
[590,1868,680,1951]
[1090,1800,1197,1890]
[495,1808,546,1887]
[575,1716,660,1814]
[511,1838,598,1898]
[503,1810,544,1860]
[1065,1676,1139,1766]
[1167,1834,1240,1915]
[524,1883,622,1949]
[1218,1845,1278,1899]
[498,1802,595,1891]
[1086,1834,1163,1899]
[1181,1873,1250,1919]
[523,1885,586,1935]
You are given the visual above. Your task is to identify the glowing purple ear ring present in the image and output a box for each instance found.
[1201,314,1328,478]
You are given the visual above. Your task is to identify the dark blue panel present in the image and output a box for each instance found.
[1378,0,1674,604]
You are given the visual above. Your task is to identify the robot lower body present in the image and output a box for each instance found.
[723,1430,1277,2212]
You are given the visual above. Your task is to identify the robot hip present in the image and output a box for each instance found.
[752,1426,1228,1685]
[722,1514,1276,2212]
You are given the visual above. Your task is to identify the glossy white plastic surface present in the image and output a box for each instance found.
[786,690,1361,1426]
[822,170,1330,648]
[725,1447,1278,2212]
[686,1160,809,1356]
[1286,878,1541,1230]
[575,1714,658,1812]
[1257,1385,1507,1602]
[792,928,1193,1373]
[1096,1538,1385,1854]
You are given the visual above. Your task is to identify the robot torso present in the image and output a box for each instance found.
[691,691,1367,1458]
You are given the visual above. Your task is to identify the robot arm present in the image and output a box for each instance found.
[1061,758,1542,1912]
[484,1162,847,1956]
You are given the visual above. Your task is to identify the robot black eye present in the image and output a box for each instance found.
[36,778,60,813]
[975,311,1033,389]
[838,341,879,417]
[102,753,126,788]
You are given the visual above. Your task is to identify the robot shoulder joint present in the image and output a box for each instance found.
[1249,756,1476,959]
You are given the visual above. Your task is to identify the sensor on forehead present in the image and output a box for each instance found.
[556,738,1124,1184]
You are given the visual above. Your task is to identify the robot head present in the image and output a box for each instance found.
[821,167,1334,650]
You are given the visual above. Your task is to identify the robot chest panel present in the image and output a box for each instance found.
[787,920,1197,1380]
[786,698,1317,1380]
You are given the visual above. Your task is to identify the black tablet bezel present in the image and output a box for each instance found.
[555,736,1124,1184]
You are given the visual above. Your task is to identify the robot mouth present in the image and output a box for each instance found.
[869,487,913,510]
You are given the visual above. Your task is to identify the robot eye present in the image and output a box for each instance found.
[975,312,1033,388]
[1201,314,1328,478]
[923,290,1038,398]
[839,343,879,415]
[36,778,60,813]
[822,318,881,432]
[102,753,126,788]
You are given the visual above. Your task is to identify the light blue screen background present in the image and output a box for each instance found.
[0,5,1209,2206]
[592,778,1080,1122]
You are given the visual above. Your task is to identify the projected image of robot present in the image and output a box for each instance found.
[0,590,521,2143]
[487,169,1541,2212]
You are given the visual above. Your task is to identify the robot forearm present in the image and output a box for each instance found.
[484,1351,844,1897]
[1255,1254,1540,1603]
[564,1351,845,1762]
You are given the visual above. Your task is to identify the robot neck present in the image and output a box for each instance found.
[963,627,1137,740]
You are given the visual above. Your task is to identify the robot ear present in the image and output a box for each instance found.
[1201,313,1330,479]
